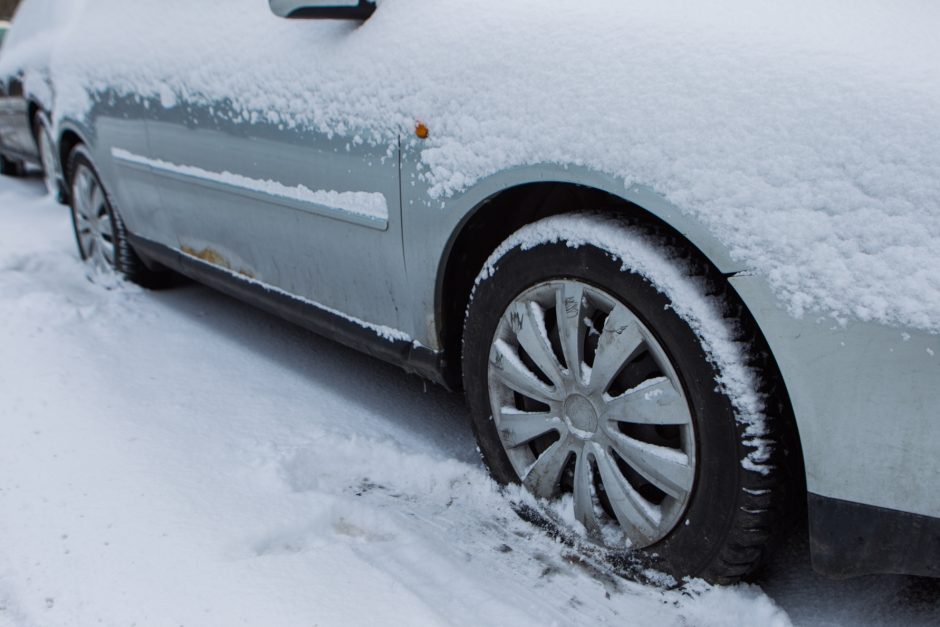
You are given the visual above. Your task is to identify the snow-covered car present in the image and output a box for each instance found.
[0,2,61,192]
[6,0,940,583]
[0,16,34,177]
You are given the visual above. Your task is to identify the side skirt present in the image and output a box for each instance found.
[128,233,451,389]
[809,492,940,578]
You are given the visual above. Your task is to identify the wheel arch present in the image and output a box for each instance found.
[433,173,806,520]
[435,173,740,381]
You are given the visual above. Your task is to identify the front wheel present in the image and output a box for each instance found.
[463,215,790,583]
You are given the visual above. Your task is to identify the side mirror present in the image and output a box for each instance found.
[269,0,376,20]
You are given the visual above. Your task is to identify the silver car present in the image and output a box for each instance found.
[0,7,59,192]
[6,0,939,583]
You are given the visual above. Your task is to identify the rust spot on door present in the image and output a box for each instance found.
[181,246,256,279]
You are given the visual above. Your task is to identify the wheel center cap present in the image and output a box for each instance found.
[564,394,598,437]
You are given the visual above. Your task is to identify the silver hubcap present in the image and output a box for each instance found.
[487,280,696,549]
[71,164,116,272]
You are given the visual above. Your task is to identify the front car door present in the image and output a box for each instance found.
[110,8,409,340]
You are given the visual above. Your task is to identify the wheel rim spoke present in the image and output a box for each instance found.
[79,230,95,258]
[588,304,644,394]
[609,432,693,500]
[490,338,562,403]
[97,213,113,240]
[100,235,115,265]
[555,283,587,383]
[522,439,571,499]
[73,172,91,220]
[90,183,105,219]
[594,446,660,544]
[77,170,94,217]
[509,301,565,389]
[497,409,563,448]
[573,446,602,537]
[603,377,692,426]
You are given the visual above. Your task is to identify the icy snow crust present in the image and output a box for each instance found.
[3,0,940,333]
[477,215,772,473]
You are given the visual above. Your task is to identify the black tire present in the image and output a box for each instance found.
[67,145,168,288]
[462,216,792,584]
[1,154,24,177]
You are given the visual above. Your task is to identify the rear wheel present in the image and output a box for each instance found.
[463,215,790,583]
[67,146,165,287]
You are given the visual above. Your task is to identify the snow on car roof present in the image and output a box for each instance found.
[4,0,939,334]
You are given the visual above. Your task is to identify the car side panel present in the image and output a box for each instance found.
[730,273,940,519]
[137,100,409,337]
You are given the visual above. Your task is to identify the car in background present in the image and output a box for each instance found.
[0,9,59,193]
[0,17,31,176]
[0,69,39,177]
[3,0,940,585]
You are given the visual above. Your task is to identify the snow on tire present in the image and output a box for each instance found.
[462,214,792,583]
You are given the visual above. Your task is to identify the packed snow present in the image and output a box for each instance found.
[2,0,938,335]
[2,175,939,625]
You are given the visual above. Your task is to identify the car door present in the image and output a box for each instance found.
[125,29,408,337]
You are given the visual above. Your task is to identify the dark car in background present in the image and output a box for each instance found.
[0,9,57,192]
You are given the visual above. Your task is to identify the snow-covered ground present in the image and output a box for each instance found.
[0,174,937,626]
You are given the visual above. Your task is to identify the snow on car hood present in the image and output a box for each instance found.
[7,0,940,333]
